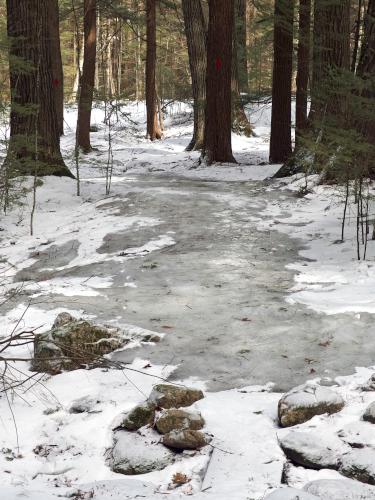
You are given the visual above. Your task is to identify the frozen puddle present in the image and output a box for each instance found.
[2,174,375,391]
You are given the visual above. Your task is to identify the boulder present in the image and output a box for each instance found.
[304,478,375,499]
[107,430,175,475]
[363,402,375,424]
[278,384,345,427]
[362,374,375,391]
[148,384,204,409]
[264,488,319,499]
[279,431,349,470]
[340,448,375,485]
[155,409,205,435]
[69,396,98,414]
[32,312,127,374]
[121,402,156,431]
[337,421,375,448]
[162,429,210,450]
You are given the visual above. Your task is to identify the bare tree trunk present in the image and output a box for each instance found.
[235,0,248,93]
[352,0,363,73]
[295,0,311,147]
[4,0,73,178]
[269,0,295,163]
[49,0,64,136]
[203,0,236,164]
[146,0,162,140]
[77,0,97,153]
[232,1,253,137]
[182,0,207,151]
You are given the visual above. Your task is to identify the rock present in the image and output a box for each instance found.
[148,384,204,409]
[362,374,375,391]
[340,448,375,485]
[69,396,98,414]
[279,431,349,470]
[121,402,156,431]
[32,313,127,374]
[107,430,175,475]
[337,421,375,448]
[304,478,375,499]
[264,488,319,499]
[162,429,210,450]
[155,409,205,434]
[363,402,375,424]
[278,384,345,427]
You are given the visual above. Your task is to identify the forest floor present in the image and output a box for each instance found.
[1,102,375,499]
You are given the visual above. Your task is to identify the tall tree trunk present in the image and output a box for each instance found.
[310,0,351,123]
[49,0,64,136]
[295,0,311,147]
[357,0,375,146]
[146,0,162,140]
[232,1,253,138]
[269,0,295,164]
[77,0,97,153]
[182,0,207,151]
[352,0,363,73]
[235,0,248,93]
[4,0,73,178]
[203,0,236,164]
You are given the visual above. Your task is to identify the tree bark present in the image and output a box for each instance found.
[356,0,375,146]
[182,0,207,151]
[146,0,162,140]
[352,0,363,73]
[295,0,311,147]
[310,0,351,123]
[232,1,253,138]
[269,0,295,164]
[235,0,248,93]
[77,0,97,153]
[49,0,64,136]
[203,0,236,164]
[4,0,73,178]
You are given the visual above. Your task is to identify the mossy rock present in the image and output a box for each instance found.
[148,384,204,409]
[121,402,156,431]
[155,409,204,434]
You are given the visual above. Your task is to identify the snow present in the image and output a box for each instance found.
[1,101,375,499]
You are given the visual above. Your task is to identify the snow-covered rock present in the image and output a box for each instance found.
[155,408,205,434]
[362,374,375,391]
[162,429,211,450]
[337,421,375,447]
[148,384,204,409]
[340,448,375,485]
[32,313,126,374]
[278,384,345,427]
[362,401,375,424]
[69,395,98,414]
[264,487,319,499]
[279,431,349,470]
[304,478,375,499]
[107,430,176,475]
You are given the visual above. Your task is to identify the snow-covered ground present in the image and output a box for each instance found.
[0,101,375,499]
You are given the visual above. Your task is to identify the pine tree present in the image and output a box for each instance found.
[146,0,162,141]
[182,0,207,151]
[269,0,295,164]
[203,0,236,165]
[77,0,97,153]
[4,0,73,178]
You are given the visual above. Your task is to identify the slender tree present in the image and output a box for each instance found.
[4,0,73,177]
[49,0,64,136]
[295,0,311,147]
[232,1,253,137]
[235,0,248,93]
[182,0,207,151]
[269,0,295,164]
[146,0,162,140]
[77,0,97,153]
[203,0,236,164]
[352,0,363,73]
